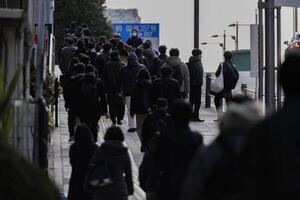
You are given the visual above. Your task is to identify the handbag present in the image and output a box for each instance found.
[210,63,224,94]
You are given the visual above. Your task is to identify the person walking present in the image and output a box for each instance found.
[85,127,133,200]
[145,100,203,200]
[143,41,160,79]
[152,66,181,110]
[240,50,300,200]
[95,43,112,78]
[102,51,125,125]
[187,49,205,122]
[119,53,146,132]
[214,51,239,119]
[68,125,98,200]
[126,29,143,49]
[130,69,153,141]
[59,37,76,76]
[162,48,190,99]
[158,45,168,64]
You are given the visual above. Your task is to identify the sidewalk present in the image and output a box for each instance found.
[48,98,219,199]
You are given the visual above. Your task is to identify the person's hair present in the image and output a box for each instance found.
[65,37,74,45]
[170,100,193,124]
[280,50,300,95]
[119,48,129,57]
[135,48,143,56]
[192,48,202,57]
[88,42,95,49]
[160,66,173,75]
[104,127,124,142]
[132,29,138,34]
[169,48,180,57]
[158,45,167,55]
[83,29,92,37]
[143,40,152,49]
[81,23,88,28]
[224,51,233,60]
[137,68,150,80]
[109,38,118,47]
[111,51,120,60]
[98,36,107,44]
[86,64,96,73]
[155,98,168,110]
[71,57,80,66]
[102,42,112,52]
[74,63,85,73]
[74,124,94,144]
[76,39,85,49]
[80,54,90,65]
[117,41,124,50]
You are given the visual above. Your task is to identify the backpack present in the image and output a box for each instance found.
[171,64,183,86]
[79,75,98,110]
[225,62,239,89]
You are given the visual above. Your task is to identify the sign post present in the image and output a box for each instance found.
[112,23,160,50]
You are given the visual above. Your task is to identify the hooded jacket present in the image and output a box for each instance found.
[87,141,133,200]
[119,53,146,96]
[130,79,153,115]
[162,56,190,94]
[188,55,204,87]
[143,48,160,78]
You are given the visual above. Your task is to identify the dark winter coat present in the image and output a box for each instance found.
[140,110,171,151]
[152,75,181,109]
[68,143,98,200]
[88,141,133,200]
[59,45,76,75]
[143,48,160,78]
[240,95,300,200]
[148,125,203,200]
[102,59,125,104]
[95,52,111,78]
[188,55,204,87]
[119,54,146,97]
[130,79,153,116]
[215,61,238,91]
[158,54,168,64]
[126,36,143,49]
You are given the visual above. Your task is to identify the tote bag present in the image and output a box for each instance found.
[210,63,224,94]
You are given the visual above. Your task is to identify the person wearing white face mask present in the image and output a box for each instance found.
[126,29,143,49]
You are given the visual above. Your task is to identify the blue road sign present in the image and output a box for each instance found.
[112,23,160,49]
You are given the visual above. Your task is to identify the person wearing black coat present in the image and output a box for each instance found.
[103,51,125,125]
[130,69,153,141]
[140,100,203,200]
[68,125,98,200]
[95,43,112,78]
[187,49,205,122]
[119,53,146,132]
[152,66,181,110]
[126,29,143,49]
[86,127,133,200]
[239,51,300,200]
[214,51,239,118]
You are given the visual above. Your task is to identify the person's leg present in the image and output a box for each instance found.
[67,109,75,139]
[109,104,117,124]
[116,102,124,124]
[125,96,136,130]
[136,114,147,141]
[224,90,233,105]
[194,87,201,119]
[214,92,223,119]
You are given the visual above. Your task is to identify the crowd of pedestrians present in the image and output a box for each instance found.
[57,21,300,200]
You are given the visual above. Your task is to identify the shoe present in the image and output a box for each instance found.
[112,122,117,126]
[127,128,136,133]
[68,136,75,142]
[117,120,122,125]
[192,118,205,122]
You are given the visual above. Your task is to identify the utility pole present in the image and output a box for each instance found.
[223,30,226,53]
[265,0,276,115]
[34,0,45,163]
[277,7,282,110]
[258,0,264,100]
[294,8,298,32]
[194,0,199,48]
[235,21,239,50]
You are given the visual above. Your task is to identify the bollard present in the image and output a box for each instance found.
[205,73,212,108]
[241,84,248,96]
[54,77,59,127]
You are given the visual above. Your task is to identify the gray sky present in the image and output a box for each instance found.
[106,0,296,72]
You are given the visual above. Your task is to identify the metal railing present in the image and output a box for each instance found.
[0,0,22,8]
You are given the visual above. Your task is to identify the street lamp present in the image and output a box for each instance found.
[201,42,225,53]
[228,21,251,50]
[211,30,235,53]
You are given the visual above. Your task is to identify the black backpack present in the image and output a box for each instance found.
[79,75,98,110]
[225,62,239,89]
[171,64,183,86]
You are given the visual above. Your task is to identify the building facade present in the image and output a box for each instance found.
[105,8,141,23]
